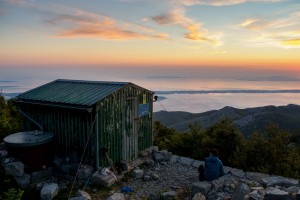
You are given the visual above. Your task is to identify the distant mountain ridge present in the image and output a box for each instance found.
[153,104,300,137]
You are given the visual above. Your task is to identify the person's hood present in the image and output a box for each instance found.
[208,155,218,163]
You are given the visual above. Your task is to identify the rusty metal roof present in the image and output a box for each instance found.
[16,79,141,107]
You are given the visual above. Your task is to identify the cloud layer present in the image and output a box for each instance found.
[239,11,300,48]
[177,0,283,6]
[3,0,169,41]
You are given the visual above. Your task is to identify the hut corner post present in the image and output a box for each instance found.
[95,107,99,170]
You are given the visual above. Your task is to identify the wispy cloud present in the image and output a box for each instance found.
[151,7,222,45]
[49,11,168,40]
[3,0,169,41]
[238,12,300,48]
[177,0,283,6]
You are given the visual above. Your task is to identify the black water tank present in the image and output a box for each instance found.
[4,131,54,172]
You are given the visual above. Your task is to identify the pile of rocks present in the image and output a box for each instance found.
[113,148,300,200]
[1,154,95,200]
[2,145,300,200]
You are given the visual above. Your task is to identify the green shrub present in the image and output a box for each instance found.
[3,188,24,200]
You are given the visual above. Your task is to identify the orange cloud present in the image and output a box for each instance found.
[46,9,168,40]
[3,0,168,41]
[152,7,222,45]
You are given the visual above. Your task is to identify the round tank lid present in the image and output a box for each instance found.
[4,131,54,147]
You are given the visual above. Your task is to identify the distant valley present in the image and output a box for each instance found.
[153,104,300,137]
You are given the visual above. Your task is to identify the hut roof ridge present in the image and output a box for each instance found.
[16,79,149,107]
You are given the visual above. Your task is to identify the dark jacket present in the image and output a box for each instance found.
[204,155,224,181]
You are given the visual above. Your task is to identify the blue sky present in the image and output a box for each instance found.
[0,0,299,80]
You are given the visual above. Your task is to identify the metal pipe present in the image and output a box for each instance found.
[19,108,44,132]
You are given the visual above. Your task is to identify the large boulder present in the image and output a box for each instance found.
[178,157,194,166]
[260,176,299,188]
[192,182,212,196]
[4,161,24,177]
[14,173,30,188]
[40,183,59,200]
[31,167,52,184]
[265,188,290,200]
[231,182,250,200]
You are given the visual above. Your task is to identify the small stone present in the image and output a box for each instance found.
[91,171,116,187]
[169,155,179,163]
[153,152,165,162]
[106,192,126,200]
[75,190,91,200]
[132,169,144,179]
[192,193,206,200]
[145,159,155,167]
[77,165,93,180]
[160,161,167,166]
[161,191,177,200]
[68,197,86,200]
[152,173,159,180]
[149,193,160,200]
[160,150,172,161]
[143,175,151,181]
[2,158,10,164]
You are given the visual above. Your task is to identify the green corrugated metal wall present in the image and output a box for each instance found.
[20,104,95,164]
[19,84,153,167]
[97,85,153,166]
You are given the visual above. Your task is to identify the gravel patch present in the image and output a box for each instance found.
[123,162,199,199]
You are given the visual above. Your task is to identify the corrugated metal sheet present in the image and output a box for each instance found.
[17,79,131,106]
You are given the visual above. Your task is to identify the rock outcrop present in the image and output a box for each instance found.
[119,148,300,200]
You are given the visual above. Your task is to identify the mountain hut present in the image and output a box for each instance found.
[15,79,154,168]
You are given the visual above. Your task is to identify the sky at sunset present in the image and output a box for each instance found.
[0,0,300,78]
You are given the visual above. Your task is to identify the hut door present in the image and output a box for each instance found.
[122,98,138,161]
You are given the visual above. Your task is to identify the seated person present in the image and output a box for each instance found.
[198,149,224,181]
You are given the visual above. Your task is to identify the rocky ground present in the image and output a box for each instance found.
[2,146,300,200]
[108,149,300,200]
[124,162,199,199]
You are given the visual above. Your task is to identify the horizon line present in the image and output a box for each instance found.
[155,89,300,94]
